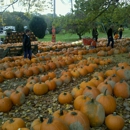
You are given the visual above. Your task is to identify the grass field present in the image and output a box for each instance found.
[39,28,130,42]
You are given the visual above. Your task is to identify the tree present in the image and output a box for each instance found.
[52,0,129,39]
[15,22,24,32]
[29,16,47,38]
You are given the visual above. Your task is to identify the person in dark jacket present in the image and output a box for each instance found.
[23,29,32,60]
[92,27,98,42]
[107,26,114,48]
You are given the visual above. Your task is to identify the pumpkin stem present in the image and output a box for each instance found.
[90,98,94,103]
[104,89,107,96]
[63,92,67,95]
[59,109,64,116]
[113,112,117,116]
[112,74,116,77]
[39,116,44,122]
[9,119,14,123]
[104,81,108,84]
[47,116,53,124]
[120,79,124,83]
[71,111,77,116]
[87,86,92,89]
[16,91,19,93]
[77,86,80,89]
[121,66,124,69]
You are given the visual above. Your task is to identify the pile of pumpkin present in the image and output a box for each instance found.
[0,60,130,129]
[0,56,112,109]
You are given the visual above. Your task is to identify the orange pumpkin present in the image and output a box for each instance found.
[31,116,44,130]
[73,95,91,110]
[71,86,84,99]
[63,110,90,130]
[58,92,73,104]
[16,86,30,96]
[105,112,125,130]
[10,91,25,106]
[2,118,25,130]
[33,82,48,95]
[83,86,100,99]
[80,99,105,127]
[113,80,130,98]
[96,89,116,115]
[0,96,13,112]
[40,116,69,130]
[53,109,68,120]
[97,81,113,95]
[45,79,56,91]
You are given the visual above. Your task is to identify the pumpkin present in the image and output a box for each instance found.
[0,74,4,83]
[40,74,49,82]
[77,66,88,76]
[71,86,84,98]
[4,71,15,79]
[80,81,96,89]
[0,96,13,112]
[105,69,117,77]
[53,77,63,87]
[113,80,130,98]
[60,74,72,84]
[53,109,68,120]
[96,89,116,115]
[27,76,40,83]
[29,66,40,75]
[83,86,100,99]
[80,99,105,127]
[116,67,130,80]
[26,81,35,91]
[14,69,24,78]
[89,76,104,87]
[33,82,48,95]
[83,65,94,73]
[10,91,25,106]
[48,72,56,79]
[24,69,33,77]
[2,118,25,130]
[16,86,30,96]
[45,79,56,91]
[47,61,57,70]
[40,116,69,130]
[4,89,15,97]
[97,81,113,95]
[58,92,73,104]
[105,112,125,130]
[63,110,90,130]
[73,95,91,110]
[104,77,116,89]
[31,116,44,130]
[70,69,80,78]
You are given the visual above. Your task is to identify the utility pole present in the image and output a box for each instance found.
[70,0,73,11]
[53,0,56,18]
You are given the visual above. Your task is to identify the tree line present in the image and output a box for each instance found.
[0,0,130,39]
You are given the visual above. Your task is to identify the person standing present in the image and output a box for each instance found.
[107,26,114,48]
[118,25,124,39]
[23,29,32,60]
[92,27,98,42]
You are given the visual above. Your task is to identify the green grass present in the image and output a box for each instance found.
[40,28,130,42]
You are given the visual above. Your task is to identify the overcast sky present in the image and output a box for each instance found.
[0,0,73,15]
